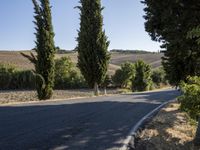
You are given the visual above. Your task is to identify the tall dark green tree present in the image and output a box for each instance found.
[187,26,200,146]
[143,0,200,144]
[22,0,56,100]
[142,0,200,85]
[76,0,110,96]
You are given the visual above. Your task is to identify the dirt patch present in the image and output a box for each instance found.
[135,102,199,150]
[0,89,120,104]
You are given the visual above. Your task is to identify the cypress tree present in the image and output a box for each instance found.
[22,0,56,100]
[76,0,110,96]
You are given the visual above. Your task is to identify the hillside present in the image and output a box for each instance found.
[0,51,163,75]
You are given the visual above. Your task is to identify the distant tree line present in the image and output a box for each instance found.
[110,49,155,54]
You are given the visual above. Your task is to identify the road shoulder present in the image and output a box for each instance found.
[134,102,199,150]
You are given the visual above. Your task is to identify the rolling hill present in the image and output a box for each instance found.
[0,50,163,75]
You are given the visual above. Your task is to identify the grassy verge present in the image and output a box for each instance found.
[135,102,199,150]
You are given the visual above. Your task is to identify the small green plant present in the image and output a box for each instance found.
[178,76,200,120]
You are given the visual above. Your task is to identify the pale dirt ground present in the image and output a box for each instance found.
[0,89,120,104]
[135,102,199,150]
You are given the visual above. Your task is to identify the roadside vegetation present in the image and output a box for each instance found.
[135,103,198,150]
[142,0,200,147]
[0,0,166,102]
[112,61,168,91]
[0,59,167,94]
[0,0,200,148]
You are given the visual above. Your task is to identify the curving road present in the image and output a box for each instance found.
[0,89,179,150]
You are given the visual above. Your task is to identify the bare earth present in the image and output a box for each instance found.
[0,89,120,104]
[135,102,199,150]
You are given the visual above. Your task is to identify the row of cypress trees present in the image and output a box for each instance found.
[23,0,110,100]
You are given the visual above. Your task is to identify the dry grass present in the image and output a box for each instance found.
[135,102,199,150]
[0,51,34,70]
[0,51,162,74]
[110,52,163,68]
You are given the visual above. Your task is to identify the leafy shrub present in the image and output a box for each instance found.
[0,64,15,89]
[0,64,35,90]
[178,76,200,120]
[64,69,87,88]
[132,60,152,91]
[112,69,125,88]
[151,67,167,87]
[54,57,87,89]
[112,62,135,88]
[11,70,35,89]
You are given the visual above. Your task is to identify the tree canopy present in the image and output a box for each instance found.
[142,0,200,85]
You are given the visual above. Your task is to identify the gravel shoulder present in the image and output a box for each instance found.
[135,102,199,150]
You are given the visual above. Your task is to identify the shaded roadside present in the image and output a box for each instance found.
[0,89,179,150]
[134,102,199,150]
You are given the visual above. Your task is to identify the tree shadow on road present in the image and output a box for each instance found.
[124,89,180,103]
[0,90,180,150]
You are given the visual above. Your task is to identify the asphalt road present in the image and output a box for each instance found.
[0,89,180,150]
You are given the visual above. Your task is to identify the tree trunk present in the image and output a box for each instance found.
[94,82,99,96]
[194,117,200,146]
[104,87,107,95]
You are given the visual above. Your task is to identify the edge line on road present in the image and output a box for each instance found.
[120,99,176,150]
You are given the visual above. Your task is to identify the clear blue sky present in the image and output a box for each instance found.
[0,0,161,51]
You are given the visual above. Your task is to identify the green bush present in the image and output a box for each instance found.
[112,62,135,88]
[64,69,87,88]
[151,67,167,87]
[132,60,152,92]
[11,70,35,89]
[54,57,87,89]
[178,76,200,120]
[0,64,15,89]
[0,64,35,90]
